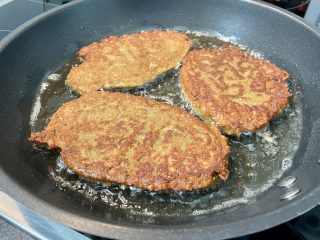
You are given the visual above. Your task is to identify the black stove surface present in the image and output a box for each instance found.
[0,1,318,240]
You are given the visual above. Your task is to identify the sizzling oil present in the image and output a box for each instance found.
[30,32,303,217]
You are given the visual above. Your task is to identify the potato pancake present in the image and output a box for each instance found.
[66,30,191,94]
[30,91,229,191]
[180,46,290,135]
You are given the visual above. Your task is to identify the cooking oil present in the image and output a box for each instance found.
[29,31,303,217]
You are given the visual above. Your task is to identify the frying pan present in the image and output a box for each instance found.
[1,0,320,239]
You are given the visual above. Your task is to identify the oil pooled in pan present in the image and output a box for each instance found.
[29,32,303,217]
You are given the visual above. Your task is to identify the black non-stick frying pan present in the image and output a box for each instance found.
[1,0,320,239]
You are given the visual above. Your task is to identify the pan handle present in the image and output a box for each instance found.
[0,190,90,240]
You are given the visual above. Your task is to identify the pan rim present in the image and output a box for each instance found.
[0,0,86,51]
[0,0,320,239]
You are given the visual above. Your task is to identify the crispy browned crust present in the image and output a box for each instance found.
[180,46,290,135]
[66,30,191,94]
[29,91,229,191]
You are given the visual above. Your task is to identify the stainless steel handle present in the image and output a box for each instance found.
[0,190,90,240]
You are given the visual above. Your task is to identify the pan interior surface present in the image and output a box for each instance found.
[1,0,320,239]
[30,32,303,218]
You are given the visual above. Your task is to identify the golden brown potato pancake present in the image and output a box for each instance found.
[30,91,229,191]
[180,46,290,135]
[66,30,191,94]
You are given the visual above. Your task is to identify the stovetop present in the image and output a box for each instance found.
[0,1,319,239]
